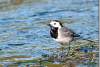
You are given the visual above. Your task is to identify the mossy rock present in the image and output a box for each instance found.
[45,64,64,67]
[8,64,18,67]
[0,64,3,67]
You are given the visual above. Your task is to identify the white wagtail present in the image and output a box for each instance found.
[48,20,80,56]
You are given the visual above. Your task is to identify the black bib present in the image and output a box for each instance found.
[50,27,58,39]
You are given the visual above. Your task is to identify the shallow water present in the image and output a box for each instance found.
[0,0,99,67]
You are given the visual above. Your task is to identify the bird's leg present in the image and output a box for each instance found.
[66,42,71,56]
[58,45,65,62]
[56,47,60,62]
[61,46,64,54]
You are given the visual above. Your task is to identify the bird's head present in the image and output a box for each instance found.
[48,20,63,29]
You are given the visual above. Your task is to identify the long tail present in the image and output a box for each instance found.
[73,33,94,42]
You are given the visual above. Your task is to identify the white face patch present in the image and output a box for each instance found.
[50,21,61,28]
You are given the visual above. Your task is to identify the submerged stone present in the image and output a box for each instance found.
[8,43,25,46]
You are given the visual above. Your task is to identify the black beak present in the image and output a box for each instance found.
[48,24,54,29]
[48,24,52,27]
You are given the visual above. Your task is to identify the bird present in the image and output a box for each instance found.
[48,20,80,56]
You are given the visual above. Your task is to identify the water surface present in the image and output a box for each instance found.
[0,0,99,67]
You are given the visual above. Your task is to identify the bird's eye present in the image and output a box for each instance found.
[54,23,56,25]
